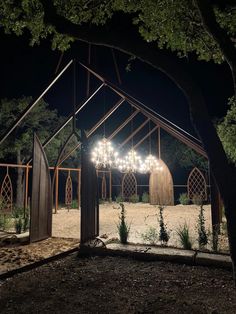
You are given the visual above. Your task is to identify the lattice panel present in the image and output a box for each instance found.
[187,167,207,201]
[0,172,13,213]
[65,173,73,206]
[122,173,137,200]
[101,174,107,200]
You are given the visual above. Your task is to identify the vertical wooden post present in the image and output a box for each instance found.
[210,175,222,228]
[158,127,161,159]
[77,169,81,208]
[55,167,59,214]
[109,170,112,202]
[24,164,30,210]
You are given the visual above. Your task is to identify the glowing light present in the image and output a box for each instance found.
[116,149,142,173]
[91,138,118,169]
[138,155,164,173]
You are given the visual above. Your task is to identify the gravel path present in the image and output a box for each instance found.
[52,203,216,249]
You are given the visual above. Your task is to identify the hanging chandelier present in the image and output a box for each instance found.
[142,154,164,173]
[117,149,143,173]
[91,137,118,169]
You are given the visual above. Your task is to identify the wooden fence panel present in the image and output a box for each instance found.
[30,133,52,242]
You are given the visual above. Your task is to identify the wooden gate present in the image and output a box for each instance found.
[122,172,137,201]
[187,167,207,201]
[30,133,52,242]
[80,130,99,243]
[149,159,174,205]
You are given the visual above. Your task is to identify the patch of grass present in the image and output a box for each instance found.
[176,223,192,250]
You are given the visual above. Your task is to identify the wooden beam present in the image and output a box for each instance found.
[119,118,150,148]
[133,126,158,149]
[107,110,139,140]
[57,97,125,166]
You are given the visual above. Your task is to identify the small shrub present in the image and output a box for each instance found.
[117,203,130,244]
[179,193,190,205]
[0,214,12,231]
[192,194,203,206]
[23,214,29,232]
[71,199,79,209]
[141,226,159,245]
[115,194,124,203]
[141,192,149,203]
[15,217,23,234]
[197,205,208,248]
[177,223,192,249]
[12,206,24,218]
[158,206,170,245]
[129,194,139,203]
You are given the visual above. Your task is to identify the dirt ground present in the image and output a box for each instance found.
[52,203,228,251]
[1,254,236,314]
[0,238,79,274]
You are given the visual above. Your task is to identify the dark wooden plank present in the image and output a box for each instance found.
[30,133,52,242]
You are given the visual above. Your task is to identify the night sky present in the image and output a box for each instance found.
[0,28,234,139]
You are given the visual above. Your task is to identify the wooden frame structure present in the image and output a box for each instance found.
[0,59,223,243]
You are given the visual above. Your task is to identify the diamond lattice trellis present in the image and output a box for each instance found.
[187,167,207,201]
[0,171,13,213]
[65,172,73,206]
[122,173,137,200]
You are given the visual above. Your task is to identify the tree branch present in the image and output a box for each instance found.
[194,0,236,95]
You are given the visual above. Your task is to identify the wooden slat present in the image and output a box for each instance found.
[30,133,52,242]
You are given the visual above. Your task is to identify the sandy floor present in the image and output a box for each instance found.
[52,203,216,249]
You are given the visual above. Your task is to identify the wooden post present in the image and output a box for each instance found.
[158,127,161,159]
[55,167,59,214]
[109,170,112,202]
[210,175,222,228]
[24,164,30,211]
[77,169,81,208]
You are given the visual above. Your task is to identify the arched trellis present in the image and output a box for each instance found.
[65,170,73,207]
[122,172,137,201]
[0,168,13,213]
[149,159,174,205]
[187,167,207,201]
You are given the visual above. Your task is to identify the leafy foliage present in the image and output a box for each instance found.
[141,192,149,203]
[158,206,170,245]
[141,226,159,245]
[129,194,139,203]
[0,97,78,166]
[217,97,236,165]
[117,203,130,244]
[197,205,208,248]
[179,193,190,205]
[0,1,235,63]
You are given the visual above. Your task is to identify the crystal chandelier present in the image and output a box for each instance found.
[91,137,118,169]
[142,154,164,173]
[117,149,142,173]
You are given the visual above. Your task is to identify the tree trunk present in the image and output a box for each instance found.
[16,149,24,208]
